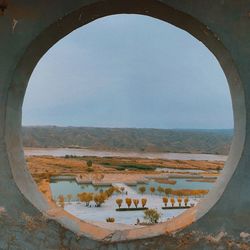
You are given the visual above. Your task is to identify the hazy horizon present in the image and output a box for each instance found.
[22,14,233,129]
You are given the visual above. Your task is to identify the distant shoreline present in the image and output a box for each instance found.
[24,147,228,161]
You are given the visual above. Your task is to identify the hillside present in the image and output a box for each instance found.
[22,126,233,155]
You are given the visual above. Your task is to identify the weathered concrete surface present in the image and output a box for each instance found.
[0,0,250,249]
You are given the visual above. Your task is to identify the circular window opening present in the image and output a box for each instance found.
[5,1,245,242]
[22,14,234,232]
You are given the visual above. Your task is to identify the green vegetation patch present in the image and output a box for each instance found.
[102,162,112,166]
[117,164,156,171]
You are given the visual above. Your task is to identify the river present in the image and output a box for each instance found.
[24,147,227,161]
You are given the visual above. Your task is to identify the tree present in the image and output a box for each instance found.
[78,192,93,206]
[133,199,139,208]
[164,188,172,196]
[58,195,65,208]
[66,194,73,203]
[157,186,164,195]
[78,192,86,204]
[141,198,147,208]
[125,198,132,208]
[184,197,189,206]
[87,160,93,172]
[139,186,146,195]
[94,192,107,207]
[170,197,175,207]
[177,197,182,207]
[116,198,123,208]
[120,187,125,193]
[87,160,92,167]
[114,187,121,194]
[105,187,115,197]
[77,193,82,202]
[144,209,161,224]
[150,186,155,195]
[175,190,183,197]
[85,193,93,206]
[162,197,168,207]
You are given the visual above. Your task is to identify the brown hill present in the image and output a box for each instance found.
[22,126,233,155]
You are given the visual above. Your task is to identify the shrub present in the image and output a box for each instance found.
[144,209,161,224]
[106,217,115,223]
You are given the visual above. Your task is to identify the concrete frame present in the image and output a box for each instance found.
[0,1,249,249]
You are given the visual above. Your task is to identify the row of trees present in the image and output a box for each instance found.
[116,198,147,208]
[57,186,120,208]
[138,185,208,197]
[77,186,119,207]
[58,192,108,208]
[162,196,189,207]
[138,185,175,195]
[115,196,189,209]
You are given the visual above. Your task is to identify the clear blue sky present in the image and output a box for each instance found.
[22,14,233,129]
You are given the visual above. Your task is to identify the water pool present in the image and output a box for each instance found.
[50,178,214,199]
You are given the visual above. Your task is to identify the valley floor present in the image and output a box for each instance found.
[26,155,221,228]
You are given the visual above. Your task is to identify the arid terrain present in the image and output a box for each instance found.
[22,126,233,154]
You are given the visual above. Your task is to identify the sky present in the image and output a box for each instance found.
[22,14,233,129]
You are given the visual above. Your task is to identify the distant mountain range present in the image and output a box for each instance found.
[22,126,233,155]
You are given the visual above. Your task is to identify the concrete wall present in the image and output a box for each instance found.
[0,1,249,249]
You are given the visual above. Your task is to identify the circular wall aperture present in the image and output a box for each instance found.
[4,0,246,242]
